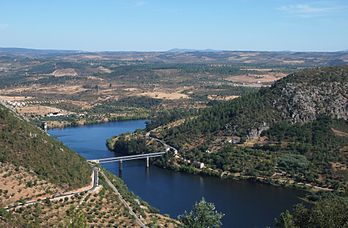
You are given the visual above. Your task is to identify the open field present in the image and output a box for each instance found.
[0,49,346,126]
[225,73,287,85]
[138,90,189,100]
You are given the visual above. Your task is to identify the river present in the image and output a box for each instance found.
[49,120,305,228]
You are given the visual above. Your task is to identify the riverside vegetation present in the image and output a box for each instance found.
[0,104,180,227]
[108,65,348,226]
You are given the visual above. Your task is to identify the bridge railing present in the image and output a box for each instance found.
[88,151,167,164]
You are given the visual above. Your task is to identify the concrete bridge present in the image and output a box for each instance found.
[88,152,166,176]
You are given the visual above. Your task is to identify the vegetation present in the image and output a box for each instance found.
[109,66,348,194]
[65,207,88,228]
[0,104,91,189]
[146,108,199,131]
[179,198,224,228]
[110,136,150,155]
[162,65,348,149]
[276,197,348,228]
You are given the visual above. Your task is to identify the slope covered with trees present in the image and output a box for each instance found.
[0,104,91,189]
[162,66,348,149]
[109,66,348,193]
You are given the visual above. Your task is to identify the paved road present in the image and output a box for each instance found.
[5,167,99,210]
[146,132,178,154]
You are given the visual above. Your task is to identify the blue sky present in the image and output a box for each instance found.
[0,0,347,51]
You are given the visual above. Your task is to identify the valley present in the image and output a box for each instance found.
[1,48,347,227]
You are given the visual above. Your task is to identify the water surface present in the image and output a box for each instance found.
[49,120,305,227]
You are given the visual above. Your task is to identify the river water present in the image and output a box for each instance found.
[49,120,305,227]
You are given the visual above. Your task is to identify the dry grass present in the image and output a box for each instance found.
[225,73,287,85]
[0,163,63,207]
[207,95,239,101]
[0,85,87,95]
[7,181,178,227]
[138,91,189,100]
[0,96,33,101]
[332,128,348,138]
[16,105,70,116]
[51,68,78,77]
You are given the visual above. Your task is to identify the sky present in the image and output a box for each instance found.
[0,0,347,52]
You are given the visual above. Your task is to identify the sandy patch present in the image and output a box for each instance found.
[124,88,139,92]
[282,60,305,64]
[225,73,287,84]
[77,54,104,60]
[0,96,33,101]
[244,68,273,72]
[17,105,70,116]
[87,76,104,81]
[207,95,240,101]
[332,128,348,138]
[67,100,93,109]
[52,68,78,77]
[138,91,189,100]
[0,85,87,95]
[98,66,112,74]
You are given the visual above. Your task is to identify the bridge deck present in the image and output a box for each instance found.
[88,152,166,164]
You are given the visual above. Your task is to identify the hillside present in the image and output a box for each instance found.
[109,65,348,193]
[0,104,178,227]
[0,104,91,189]
[161,65,348,148]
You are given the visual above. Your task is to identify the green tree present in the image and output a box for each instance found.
[65,206,87,228]
[276,197,348,228]
[179,198,224,228]
[276,210,296,228]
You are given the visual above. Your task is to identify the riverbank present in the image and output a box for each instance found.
[153,160,332,196]
[107,132,336,198]
[49,120,308,227]
[39,116,148,130]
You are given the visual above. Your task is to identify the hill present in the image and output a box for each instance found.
[0,104,177,227]
[161,66,348,148]
[109,65,348,193]
[0,104,91,189]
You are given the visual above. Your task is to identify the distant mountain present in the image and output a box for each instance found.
[167,48,223,53]
[0,47,84,57]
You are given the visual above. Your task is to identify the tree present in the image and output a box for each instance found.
[179,198,224,228]
[65,206,87,228]
[276,211,295,228]
[276,197,348,228]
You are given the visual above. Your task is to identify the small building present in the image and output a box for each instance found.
[193,161,205,169]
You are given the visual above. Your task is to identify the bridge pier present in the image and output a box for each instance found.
[118,160,123,177]
[146,157,150,168]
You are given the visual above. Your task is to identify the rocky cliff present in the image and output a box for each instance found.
[272,66,348,124]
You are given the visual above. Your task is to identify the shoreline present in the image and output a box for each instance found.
[154,161,324,196]
[45,118,148,130]
[107,139,335,199]
[58,120,338,202]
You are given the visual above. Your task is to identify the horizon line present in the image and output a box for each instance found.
[0,46,347,53]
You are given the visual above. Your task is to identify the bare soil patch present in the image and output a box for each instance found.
[207,95,239,101]
[332,128,348,138]
[225,73,287,84]
[0,95,33,101]
[17,105,70,116]
[52,68,78,77]
[138,91,189,100]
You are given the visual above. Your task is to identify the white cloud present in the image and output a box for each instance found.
[278,3,347,17]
